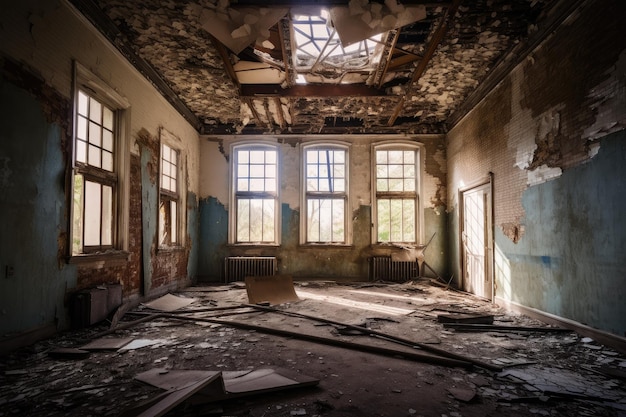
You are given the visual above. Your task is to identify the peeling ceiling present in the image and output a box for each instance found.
[72,0,562,135]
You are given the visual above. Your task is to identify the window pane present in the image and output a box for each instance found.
[404,151,415,164]
[238,151,249,164]
[103,129,113,152]
[88,144,101,168]
[250,151,265,163]
[265,150,276,164]
[332,200,345,241]
[402,199,415,242]
[250,164,265,177]
[262,200,275,242]
[307,200,320,242]
[72,175,84,254]
[238,164,249,178]
[237,178,249,192]
[89,121,101,146]
[102,185,112,245]
[76,140,87,164]
[389,178,403,191]
[237,199,250,242]
[249,199,264,241]
[170,201,177,244]
[89,97,102,124]
[377,199,390,242]
[250,178,264,191]
[376,151,387,164]
[389,151,403,163]
[84,181,101,246]
[389,199,403,241]
[78,91,89,116]
[376,179,388,192]
[389,164,403,178]
[77,116,87,140]
[102,150,113,172]
[103,106,114,130]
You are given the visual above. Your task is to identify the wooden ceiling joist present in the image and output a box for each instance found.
[241,84,388,97]
[387,0,462,126]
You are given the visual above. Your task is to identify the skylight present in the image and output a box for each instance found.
[292,9,383,84]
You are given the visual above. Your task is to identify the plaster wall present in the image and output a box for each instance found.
[0,0,200,336]
[446,0,626,336]
[198,135,448,281]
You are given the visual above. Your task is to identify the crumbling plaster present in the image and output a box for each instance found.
[92,0,554,134]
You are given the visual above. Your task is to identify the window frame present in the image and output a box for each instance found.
[69,62,130,262]
[229,142,280,246]
[158,130,185,249]
[371,142,422,245]
[300,142,351,245]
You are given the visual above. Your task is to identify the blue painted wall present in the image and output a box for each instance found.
[197,197,228,279]
[495,131,626,336]
[0,77,76,334]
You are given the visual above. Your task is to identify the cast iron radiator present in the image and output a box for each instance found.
[369,256,419,282]
[224,256,278,283]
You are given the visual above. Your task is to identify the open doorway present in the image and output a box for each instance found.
[460,176,494,300]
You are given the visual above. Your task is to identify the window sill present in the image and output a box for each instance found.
[299,244,354,249]
[157,245,186,253]
[68,251,130,267]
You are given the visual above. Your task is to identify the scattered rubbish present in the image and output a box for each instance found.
[142,293,196,312]
[130,367,319,415]
[118,339,162,351]
[437,313,494,325]
[499,366,625,403]
[447,387,476,402]
[244,303,499,371]
[443,323,572,333]
[81,337,133,351]
[47,348,90,360]
[245,275,300,305]
[159,312,474,369]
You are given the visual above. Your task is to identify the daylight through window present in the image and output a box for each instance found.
[159,143,179,247]
[72,89,116,254]
[304,145,348,243]
[374,147,419,243]
[233,145,279,244]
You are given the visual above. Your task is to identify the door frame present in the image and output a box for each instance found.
[458,173,495,301]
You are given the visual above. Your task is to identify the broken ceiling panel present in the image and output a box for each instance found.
[85,0,560,134]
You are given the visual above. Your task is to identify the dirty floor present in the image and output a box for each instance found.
[1,280,625,417]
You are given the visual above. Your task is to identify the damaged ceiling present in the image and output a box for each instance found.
[72,0,563,135]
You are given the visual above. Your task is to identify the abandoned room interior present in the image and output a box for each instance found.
[1,0,625,415]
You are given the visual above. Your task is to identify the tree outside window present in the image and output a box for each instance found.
[304,146,348,244]
[374,147,419,243]
[232,145,278,244]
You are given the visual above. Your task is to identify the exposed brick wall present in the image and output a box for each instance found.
[447,0,626,242]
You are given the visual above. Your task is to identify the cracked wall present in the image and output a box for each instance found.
[0,1,201,338]
[198,134,449,281]
[446,0,626,336]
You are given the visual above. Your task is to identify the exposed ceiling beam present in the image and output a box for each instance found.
[209,34,241,93]
[387,0,462,126]
[233,1,451,6]
[241,84,388,97]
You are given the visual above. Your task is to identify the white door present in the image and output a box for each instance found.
[461,183,493,300]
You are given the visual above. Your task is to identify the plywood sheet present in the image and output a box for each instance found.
[245,275,299,305]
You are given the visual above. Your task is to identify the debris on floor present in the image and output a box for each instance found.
[1,279,625,417]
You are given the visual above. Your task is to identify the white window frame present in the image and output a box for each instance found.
[69,62,130,260]
[158,128,186,249]
[300,142,351,245]
[229,142,280,245]
[372,142,422,245]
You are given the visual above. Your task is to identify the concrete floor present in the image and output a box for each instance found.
[1,280,625,416]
